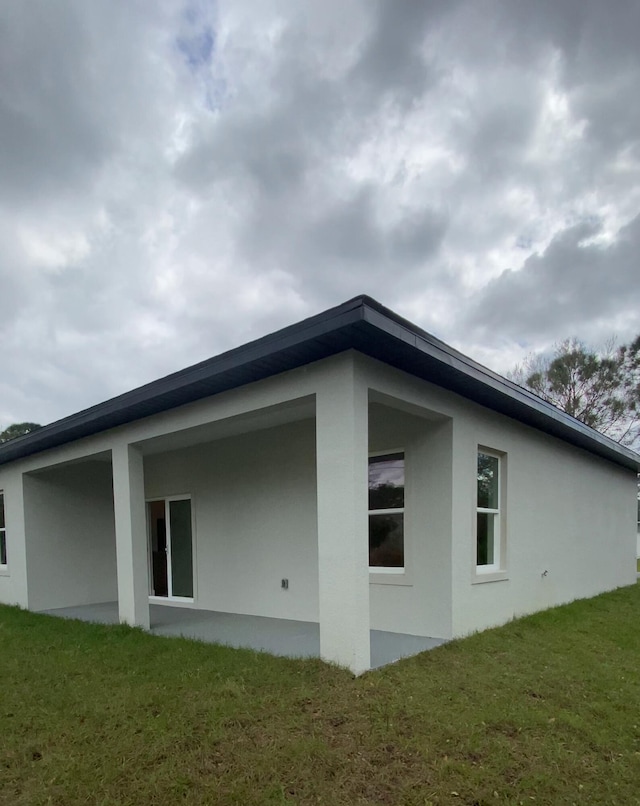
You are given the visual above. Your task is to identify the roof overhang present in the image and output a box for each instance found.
[1,295,639,472]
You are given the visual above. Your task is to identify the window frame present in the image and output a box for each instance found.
[0,490,6,571]
[368,448,406,575]
[475,448,506,578]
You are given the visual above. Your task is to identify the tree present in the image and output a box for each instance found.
[0,422,42,444]
[510,335,640,450]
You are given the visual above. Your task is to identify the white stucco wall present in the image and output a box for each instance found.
[358,356,638,640]
[23,460,117,611]
[143,419,320,622]
[368,404,453,639]
[142,403,455,639]
[450,410,638,637]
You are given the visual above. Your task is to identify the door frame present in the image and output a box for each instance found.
[146,494,196,604]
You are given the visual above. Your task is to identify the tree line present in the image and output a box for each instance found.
[0,422,42,443]
[509,335,640,451]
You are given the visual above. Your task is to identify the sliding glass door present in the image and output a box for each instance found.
[147,497,194,599]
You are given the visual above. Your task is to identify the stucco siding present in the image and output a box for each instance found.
[23,461,117,611]
[143,402,456,638]
[450,405,637,637]
[368,404,453,639]
[144,419,320,623]
[359,355,637,640]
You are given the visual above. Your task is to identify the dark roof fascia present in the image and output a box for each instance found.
[356,297,640,472]
[0,298,367,466]
[1,295,638,472]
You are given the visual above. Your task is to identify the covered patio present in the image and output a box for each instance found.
[38,602,446,670]
[14,349,456,675]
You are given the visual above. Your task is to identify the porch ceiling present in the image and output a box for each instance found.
[25,450,112,477]
[134,396,315,456]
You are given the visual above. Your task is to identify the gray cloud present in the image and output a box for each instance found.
[349,0,452,104]
[0,4,110,204]
[175,0,454,310]
[0,3,179,209]
[0,0,639,427]
[466,214,640,345]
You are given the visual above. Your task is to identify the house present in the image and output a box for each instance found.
[0,295,638,674]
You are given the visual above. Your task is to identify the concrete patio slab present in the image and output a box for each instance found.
[39,601,446,669]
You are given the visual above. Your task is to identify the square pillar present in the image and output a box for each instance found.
[1,471,30,609]
[112,443,150,629]
[316,356,370,674]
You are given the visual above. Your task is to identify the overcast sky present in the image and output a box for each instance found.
[1,1,639,427]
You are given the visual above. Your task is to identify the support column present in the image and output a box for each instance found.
[112,443,150,629]
[316,356,370,674]
[3,471,30,609]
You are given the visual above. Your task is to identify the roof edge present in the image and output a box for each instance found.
[357,300,640,471]
[1,294,638,472]
[0,297,368,465]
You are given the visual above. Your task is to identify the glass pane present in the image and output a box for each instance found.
[369,512,404,568]
[170,499,193,598]
[148,501,168,597]
[477,453,499,510]
[369,453,404,510]
[0,531,6,566]
[477,512,495,566]
[0,493,4,529]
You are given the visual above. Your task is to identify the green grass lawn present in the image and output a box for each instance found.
[2,587,640,806]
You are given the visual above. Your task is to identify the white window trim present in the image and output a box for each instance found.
[0,490,7,573]
[368,448,406,575]
[474,448,507,578]
[146,494,196,604]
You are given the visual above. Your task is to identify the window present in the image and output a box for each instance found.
[369,452,404,571]
[476,451,502,572]
[0,492,6,567]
